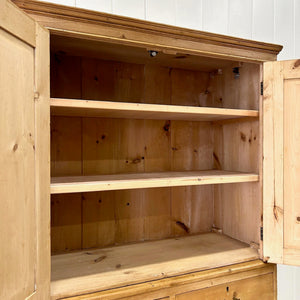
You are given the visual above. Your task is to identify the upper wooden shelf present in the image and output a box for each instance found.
[51,98,258,121]
[51,170,259,194]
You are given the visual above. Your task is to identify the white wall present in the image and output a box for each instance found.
[41,0,300,298]
[44,0,300,60]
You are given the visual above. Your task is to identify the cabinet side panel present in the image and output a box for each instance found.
[213,62,261,244]
[213,120,261,244]
[50,53,83,253]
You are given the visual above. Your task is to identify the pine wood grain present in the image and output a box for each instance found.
[34,23,51,299]
[0,0,35,47]
[51,233,259,299]
[51,170,259,194]
[14,0,282,63]
[51,117,83,252]
[0,5,42,299]
[263,61,284,263]
[51,98,258,121]
[59,260,274,300]
[176,273,274,300]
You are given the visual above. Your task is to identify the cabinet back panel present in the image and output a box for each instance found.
[50,54,260,252]
[51,186,213,252]
[210,63,260,110]
[50,116,214,252]
[50,54,259,110]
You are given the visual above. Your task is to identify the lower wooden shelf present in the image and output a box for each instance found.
[50,170,259,194]
[51,233,260,299]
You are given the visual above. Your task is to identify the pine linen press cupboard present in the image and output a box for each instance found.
[1,0,300,298]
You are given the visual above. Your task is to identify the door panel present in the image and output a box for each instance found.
[0,26,36,300]
[284,79,300,250]
[0,0,50,298]
[263,59,300,265]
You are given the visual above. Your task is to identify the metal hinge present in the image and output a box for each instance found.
[260,227,263,241]
[260,81,263,96]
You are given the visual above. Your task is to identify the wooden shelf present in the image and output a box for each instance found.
[51,233,259,299]
[51,98,259,121]
[51,170,258,194]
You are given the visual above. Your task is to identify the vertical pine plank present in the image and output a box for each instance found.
[34,24,51,298]
[283,79,300,250]
[50,50,83,253]
[143,64,172,240]
[81,58,115,101]
[213,120,260,244]
[82,117,119,175]
[144,64,171,105]
[0,27,36,300]
[82,191,116,248]
[50,54,81,99]
[115,189,145,244]
[82,59,146,247]
[51,117,82,252]
[51,194,82,252]
[263,61,283,262]
[171,68,211,107]
[170,121,214,235]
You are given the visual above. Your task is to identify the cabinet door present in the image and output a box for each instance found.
[0,0,50,299]
[263,59,300,265]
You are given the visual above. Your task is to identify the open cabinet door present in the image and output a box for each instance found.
[0,0,50,298]
[263,59,300,265]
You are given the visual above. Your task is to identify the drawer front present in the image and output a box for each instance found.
[176,273,274,300]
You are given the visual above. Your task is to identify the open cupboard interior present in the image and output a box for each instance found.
[8,0,300,298]
[49,33,262,297]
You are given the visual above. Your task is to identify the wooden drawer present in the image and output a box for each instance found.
[176,273,274,300]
